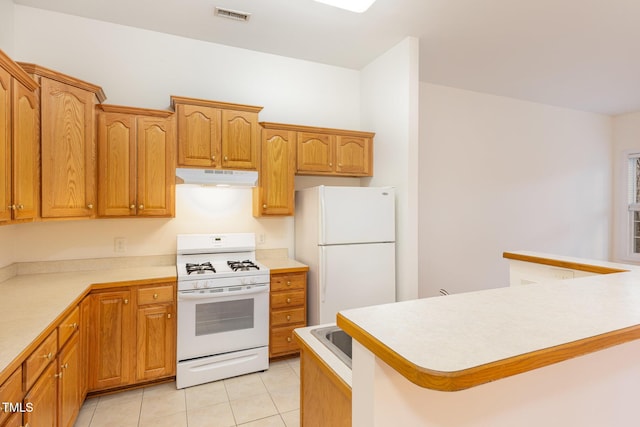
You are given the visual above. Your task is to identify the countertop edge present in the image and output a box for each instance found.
[502,251,630,274]
[338,300,640,392]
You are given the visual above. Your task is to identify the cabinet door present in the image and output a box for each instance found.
[136,116,175,217]
[296,132,334,174]
[88,290,134,391]
[221,109,259,170]
[11,80,39,221]
[255,128,295,216]
[58,333,81,427]
[97,112,136,217]
[0,67,10,223]
[0,367,23,426]
[40,77,96,218]
[136,304,175,382]
[335,135,372,176]
[23,363,57,427]
[176,103,220,167]
[79,297,90,399]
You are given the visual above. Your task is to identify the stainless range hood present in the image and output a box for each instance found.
[176,168,258,187]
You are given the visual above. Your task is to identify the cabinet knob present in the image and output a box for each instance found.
[153,293,159,299]
[61,363,69,369]
[8,205,15,210]
[17,204,24,210]
[286,315,291,321]
[329,162,333,166]
[286,298,291,304]
[224,156,228,161]
[87,204,93,209]
[139,204,144,210]
[263,204,267,209]
[130,204,136,209]
[42,352,53,360]
[338,164,342,167]
[54,372,63,379]
[286,281,291,287]
[167,313,172,319]
[286,337,292,343]
[123,299,129,305]
[212,155,216,161]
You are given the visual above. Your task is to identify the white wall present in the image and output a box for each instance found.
[611,111,640,263]
[360,37,420,301]
[0,0,13,55]
[419,83,612,296]
[0,6,364,267]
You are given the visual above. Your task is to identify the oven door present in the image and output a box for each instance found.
[177,284,269,361]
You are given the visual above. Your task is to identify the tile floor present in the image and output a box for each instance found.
[73,358,301,427]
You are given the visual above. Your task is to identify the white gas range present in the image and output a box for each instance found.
[176,233,270,389]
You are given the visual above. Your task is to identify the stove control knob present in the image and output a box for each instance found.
[192,281,200,289]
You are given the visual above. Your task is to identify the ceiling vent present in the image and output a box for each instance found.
[214,7,251,22]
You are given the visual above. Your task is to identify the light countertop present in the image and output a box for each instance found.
[337,255,640,391]
[0,265,176,381]
[257,249,308,272]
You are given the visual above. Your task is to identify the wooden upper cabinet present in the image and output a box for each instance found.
[97,105,175,218]
[297,132,335,174]
[335,135,372,176]
[253,125,296,217]
[294,125,374,177]
[0,50,39,225]
[171,96,262,170]
[19,62,106,219]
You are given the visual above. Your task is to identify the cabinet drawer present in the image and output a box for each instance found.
[271,272,306,292]
[24,331,57,391]
[270,325,301,356]
[58,306,80,349]
[271,290,305,309]
[138,284,175,305]
[0,367,23,425]
[271,307,306,327]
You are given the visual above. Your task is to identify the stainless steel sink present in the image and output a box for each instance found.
[310,325,352,368]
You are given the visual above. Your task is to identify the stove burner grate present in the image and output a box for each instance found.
[186,262,216,275]
[227,260,260,272]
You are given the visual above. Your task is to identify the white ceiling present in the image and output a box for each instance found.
[13,0,640,115]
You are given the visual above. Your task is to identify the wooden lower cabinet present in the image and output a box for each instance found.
[23,363,57,427]
[88,289,134,391]
[300,342,351,427]
[57,333,81,427]
[269,269,307,358]
[0,367,23,426]
[88,281,176,393]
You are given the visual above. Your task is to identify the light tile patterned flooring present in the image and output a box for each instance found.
[74,358,301,427]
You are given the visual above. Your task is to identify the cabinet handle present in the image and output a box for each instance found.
[42,352,53,360]
[130,204,136,209]
[153,293,159,299]
[139,204,144,210]
[286,315,291,321]
[54,372,63,379]
[286,298,291,304]
[87,204,93,209]
[123,299,129,305]
[286,337,292,343]
[61,363,69,369]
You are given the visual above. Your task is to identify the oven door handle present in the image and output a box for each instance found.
[178,286,268,300]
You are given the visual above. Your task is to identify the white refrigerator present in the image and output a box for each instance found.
[295,186,396,325]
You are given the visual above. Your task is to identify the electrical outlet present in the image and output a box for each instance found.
[257,233,266,245]
[114,237,127,253]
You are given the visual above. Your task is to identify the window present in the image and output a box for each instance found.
[627,153,640,255]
